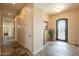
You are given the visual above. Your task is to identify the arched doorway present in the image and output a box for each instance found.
[56,18,68,42]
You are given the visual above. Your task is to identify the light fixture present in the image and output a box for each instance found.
[12,3,16,4]
[28,9,31,12]
[8,13,11,16]
[27,8,31,12]
[25,8,31,13]
[55,7,61,12]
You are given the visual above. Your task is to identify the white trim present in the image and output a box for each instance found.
[32,47,44,55]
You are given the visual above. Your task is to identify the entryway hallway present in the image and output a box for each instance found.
[35,41,79,56]
[0,3,79,56]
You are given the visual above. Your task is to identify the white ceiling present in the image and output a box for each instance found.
[35,3,51,10]
[1,3,79,18]
[35,3,79,15]
[0,3,25,19]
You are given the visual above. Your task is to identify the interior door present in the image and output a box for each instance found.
[56,18,68,42]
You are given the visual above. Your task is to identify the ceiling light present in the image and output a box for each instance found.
[55,7,61,12]
[12,3,16,4]
[25,8,31,13]
[28,9,31,12]
[8,13,11,15]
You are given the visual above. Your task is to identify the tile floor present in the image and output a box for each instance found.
[35,41,79,56]
[1,41,32,56]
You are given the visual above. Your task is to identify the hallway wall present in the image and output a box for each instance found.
[15,4,33,53]
[33,5,44,54]
[49,8,79,45]
[0,11,3,40]
[15,4,44,54]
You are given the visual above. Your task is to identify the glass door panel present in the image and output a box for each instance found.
[58,20,66,40]
[56,19,68,42]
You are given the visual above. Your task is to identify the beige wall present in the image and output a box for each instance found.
[43,13,50,43]
[0,11,3,39]
[15,4,44,54]
[33,5,44,54]
[49,8,79,45]
[15,4,33,53]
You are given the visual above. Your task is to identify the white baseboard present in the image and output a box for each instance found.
[32,47,44,55]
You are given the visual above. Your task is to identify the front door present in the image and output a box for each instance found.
[56,18,68,42]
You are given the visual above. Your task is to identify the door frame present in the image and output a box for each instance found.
[56,18,68,42]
